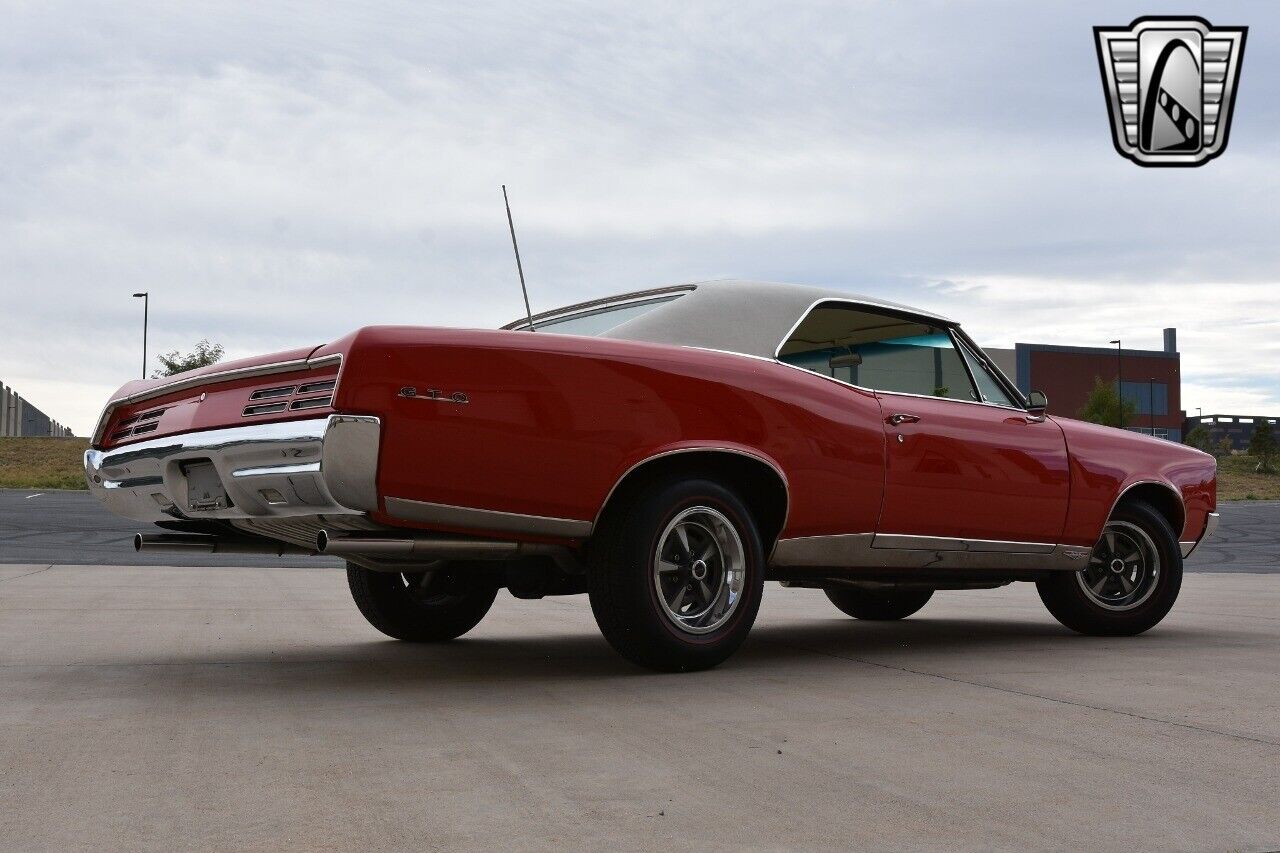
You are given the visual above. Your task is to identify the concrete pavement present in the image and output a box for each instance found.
[2,564,1277,851]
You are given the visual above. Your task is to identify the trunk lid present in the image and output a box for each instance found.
[91,341,351,449]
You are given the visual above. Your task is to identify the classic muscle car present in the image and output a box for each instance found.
[85,281,1218,670]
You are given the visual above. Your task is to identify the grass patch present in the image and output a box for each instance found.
[1215,453,1280,501]
[0,437,91,490]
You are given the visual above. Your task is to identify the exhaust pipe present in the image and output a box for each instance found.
[316,529,525,559]
[134,532,317,556]
[318,529,587,562]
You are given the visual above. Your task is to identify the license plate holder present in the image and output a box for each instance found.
[183,460,230,511]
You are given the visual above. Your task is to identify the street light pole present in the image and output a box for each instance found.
[133,292,149,379]
[1149,377,1156,437]
[1109,339,1122,423]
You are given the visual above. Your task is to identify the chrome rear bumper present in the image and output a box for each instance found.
[84,415,380,524]
[1180,511,1220,558]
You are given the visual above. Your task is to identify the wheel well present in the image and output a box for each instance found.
[1115,482,1185,537]
[595,451,789,551]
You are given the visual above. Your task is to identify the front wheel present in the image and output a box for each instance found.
[1036,500,1183,636]
[346,564,499,642]
[587,476,766,672]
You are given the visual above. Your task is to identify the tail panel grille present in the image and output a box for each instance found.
[111,407,167,440]
[243,402,289,417]
[297,380,336,395]
[289,396,333,411]
[243,380,336,418]
[249,385,296,401]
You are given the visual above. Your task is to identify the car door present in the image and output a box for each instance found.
[776,301,1070,546]
[873,331,1071,545]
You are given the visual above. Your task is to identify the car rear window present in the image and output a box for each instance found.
[512,295,681,336]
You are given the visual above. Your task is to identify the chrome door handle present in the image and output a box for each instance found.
[887,413,920,425]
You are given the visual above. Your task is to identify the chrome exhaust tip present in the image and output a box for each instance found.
[133,532,315,556]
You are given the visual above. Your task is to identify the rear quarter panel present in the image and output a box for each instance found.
[333,327,886,540]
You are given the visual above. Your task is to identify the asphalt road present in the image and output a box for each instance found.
[2,488,1276,572]
[0,489,341,567]
[2,565,1277,851]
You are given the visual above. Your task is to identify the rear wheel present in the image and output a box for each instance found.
[587,476,765,671]
[1037,500,1182,636]
[346,563,499,642]
[824,587,933,620]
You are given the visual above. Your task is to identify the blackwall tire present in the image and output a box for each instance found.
[823,587,933,620]
[346,563,499,642]
[587,476,765,672]
[1036,500,1183,636]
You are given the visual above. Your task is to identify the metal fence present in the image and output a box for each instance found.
[0,380,74,437]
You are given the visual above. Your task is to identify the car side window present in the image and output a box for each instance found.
[777,303,979,402]
[956,339,1016,407]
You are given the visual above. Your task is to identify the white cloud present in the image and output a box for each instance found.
[1,0,1278,434]
[930,276,1280,416]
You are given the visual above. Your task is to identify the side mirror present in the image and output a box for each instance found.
[1027,390,1048,419]
[829,351,862,370]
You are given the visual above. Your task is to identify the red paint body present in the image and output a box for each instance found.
[875,392,1071,543]
[95,326,1217,548]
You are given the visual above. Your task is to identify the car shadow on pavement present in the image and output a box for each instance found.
[26,616,1226,705]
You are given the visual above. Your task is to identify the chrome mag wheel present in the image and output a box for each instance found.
[1077,520,1162,611]
[652,505,746,635]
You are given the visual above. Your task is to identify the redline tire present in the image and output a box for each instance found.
[587,476,765,672]
[346,563,499,642]
[1037,500,1183,636]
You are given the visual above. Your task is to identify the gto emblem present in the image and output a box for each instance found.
[1094,16,1247,167]
[399,386,469,404]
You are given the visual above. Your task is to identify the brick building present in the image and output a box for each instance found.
[986,329,1183,441]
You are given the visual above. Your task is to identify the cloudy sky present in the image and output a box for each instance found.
[2,0,1277,435]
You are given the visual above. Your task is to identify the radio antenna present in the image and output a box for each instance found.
[502,185,536,331]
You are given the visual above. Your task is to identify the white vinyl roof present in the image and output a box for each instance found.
[504,280,954,359]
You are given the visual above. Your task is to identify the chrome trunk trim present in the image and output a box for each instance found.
[384,496,593,539]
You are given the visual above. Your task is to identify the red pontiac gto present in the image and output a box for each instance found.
[85,281,1218,671]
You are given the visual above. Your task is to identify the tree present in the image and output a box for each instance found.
[152,340,225,378]
[1077,377,1136,428]
[1216,436,1234,458]
[1184,425,1212,453]
[1249,420,1277,474]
